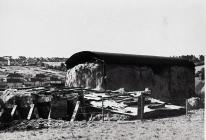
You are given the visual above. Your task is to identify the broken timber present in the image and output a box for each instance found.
[83,87,184,119]
[11,105,17,117]
[27,104,35,120]
[70,101,80,122]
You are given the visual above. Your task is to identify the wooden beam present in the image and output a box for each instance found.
[137,93,145,120]
[11,105,17,117]
[70,101,80,122]
[102,98,104,122]
[27,104,35,120]
[48,106,51,119]
[186,99,188,116]
[89,113,93,122]
[140,94,145,120]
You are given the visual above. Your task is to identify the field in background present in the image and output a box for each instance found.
[0,65,204,140]
[0,66,66,80]
[42,62,63,67]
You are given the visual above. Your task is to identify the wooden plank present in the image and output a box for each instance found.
[186,99,188,116]
[11,105,17,117]
[48,105,51,119]
[140,94,145,120]
[27,104,35,120]
[89,113,93,122]
[102,98,104,122]
[137,96,141,118]
[70,101,80,122]
[116,97,133,103]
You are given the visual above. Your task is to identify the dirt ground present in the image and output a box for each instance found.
[0,109,204,140]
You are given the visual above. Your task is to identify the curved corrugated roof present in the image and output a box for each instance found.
[65,51,195,69]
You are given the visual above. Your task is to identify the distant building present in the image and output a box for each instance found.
[7,79,23,88]
[50,77,62,84]
[36,74,50,81]
[50,77,65,87]
[24,78,49,87]
[24,74,50,87]
[7,73,24,80]
[0,75,7,89]
[6,73,24,88]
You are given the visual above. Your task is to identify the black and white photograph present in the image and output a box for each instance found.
[0,0,205,139]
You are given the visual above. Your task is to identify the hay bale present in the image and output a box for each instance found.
[65,62,103,89]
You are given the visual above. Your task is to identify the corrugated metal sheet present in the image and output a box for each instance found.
[65,51,194,69]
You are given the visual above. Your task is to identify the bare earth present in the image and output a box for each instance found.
[0,109,204,140]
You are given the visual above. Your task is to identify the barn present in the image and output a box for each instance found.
[65,51,195,105]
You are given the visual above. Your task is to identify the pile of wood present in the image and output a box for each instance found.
[0,87,80,123]
[82,88,185,120]
[0,87,186,131]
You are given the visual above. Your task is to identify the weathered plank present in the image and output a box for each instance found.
[70,101,80,122]
[102,98,104,122]
[48,106,51,119]
[27,104,35,120]
[186,99,188,116]
[11,105,17,117]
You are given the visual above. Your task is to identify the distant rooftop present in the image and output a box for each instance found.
[7,73,23,78]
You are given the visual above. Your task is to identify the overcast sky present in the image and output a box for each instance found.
[0,0,205,58]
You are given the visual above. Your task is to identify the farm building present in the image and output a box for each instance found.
[6,73,24,88]
[7,73,24,81]
[65,51,195,105]
[7,79,23,89]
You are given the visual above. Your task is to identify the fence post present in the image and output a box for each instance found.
[70,101,80,122]
[11,105,17,117]
[186,99,188,116]
[137,93,145,120]
[137,96,141,119]
[107,112,110,121]
[27,104,35,120]
[102,98,104,122]
[140,93,145,120]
